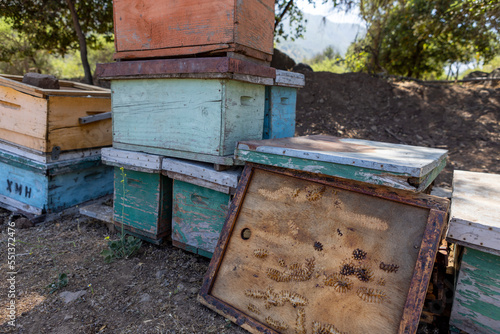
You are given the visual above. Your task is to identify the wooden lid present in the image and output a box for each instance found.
[447,170,500,254]
[101,147,162,173]
[0,74,110,98]
[274,69,305,88]
[96,57,276,85]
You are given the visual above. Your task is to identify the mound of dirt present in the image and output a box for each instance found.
[295,71,500,187]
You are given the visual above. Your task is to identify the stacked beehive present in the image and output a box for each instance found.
[0,74,113,219]
[98,0,304,254]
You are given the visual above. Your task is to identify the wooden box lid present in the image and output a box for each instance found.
[235,135,448,192]
[96,57,276,85]
[198,163,449,334]
[274,70,305,88]
[101,147,162,173]
[0,74,110,99]
[446,170,500,255]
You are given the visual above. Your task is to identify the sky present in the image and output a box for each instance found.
[296,0,364,25]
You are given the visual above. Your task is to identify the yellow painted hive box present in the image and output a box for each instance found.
[0,74,112,154]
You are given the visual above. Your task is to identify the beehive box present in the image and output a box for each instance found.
[264,70,305,139]
[101,148,172,243]
[0,74,111,154]
[0,146,113,216]
[112,0,275,62]
[446,170,500,334]
[97,58,275,166]
[199,163,449,334]
[235,135,448,192]
[162,158,241,258]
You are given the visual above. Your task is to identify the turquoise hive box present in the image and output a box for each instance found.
[96,57,276,166]
[162,157,241,258]
[101,147,172,244]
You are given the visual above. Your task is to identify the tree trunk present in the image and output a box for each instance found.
[275,0,294,31]
[65,0,93,85]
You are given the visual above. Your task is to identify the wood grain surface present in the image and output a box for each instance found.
[200,164,449,334]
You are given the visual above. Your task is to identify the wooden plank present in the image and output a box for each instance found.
[263,86,297,139]
[171,180,230,256]
[236,135,448,178]
[101,147,162,173]
[96,57,276,81]
[0,194,43,215]
[0,75,45,98]
[274,70,305,88]
[79,201,114,223]
[112,0,274,60]
[113,142,236,166]
[162,157,241,189]
[0,140,101,163]
[450,247,500,334]
[447,170,500,254]
[166,172,232,195]
[199,163,449,334]
[0,85,48,140]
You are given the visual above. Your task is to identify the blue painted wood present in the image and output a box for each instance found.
[113,167,173,242]
[0,148,113,215]
[171,180,230,257]
[263,85,296,139]
[112,78,265,164]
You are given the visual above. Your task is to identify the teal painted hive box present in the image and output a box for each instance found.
[162,157,241,258]
[446,170,500,334]
[96,57,276,166]
[263,70,305,139]
[235,135,448,192]
[0,143,113,217]
[101,148,172,244]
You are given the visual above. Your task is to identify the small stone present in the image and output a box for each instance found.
[190,287,199,295]
[176,283,185,292]
[64,315,73,321]
[60,290,86,304]
[22,72,60,89]
[139,293,151,303]
[155,269,168,280]
[15,217,34,229]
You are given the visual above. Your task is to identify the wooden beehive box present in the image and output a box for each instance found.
[199,163,449,334]
[97,58,275,166]
[446,170,500,334]
[101,148,172,244]
[0,146,113,217]
[264,70,305,140]
[112,0,275,62]
[235,135,448,192]
[0,74,111,154]
[162,157,241,258]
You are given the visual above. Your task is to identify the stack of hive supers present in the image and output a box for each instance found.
[97,0,304,254]
[0,74,113,220]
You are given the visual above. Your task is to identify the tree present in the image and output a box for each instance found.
[0,0,113,84]
[344,0,500,78]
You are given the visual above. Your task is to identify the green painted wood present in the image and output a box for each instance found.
[451,247,500,334]
[234,149,425,191]
[172,180,230,257]
[112,78,264,163]
[113,167,172,242]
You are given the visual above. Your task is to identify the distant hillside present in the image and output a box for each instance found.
[276,13,366,62]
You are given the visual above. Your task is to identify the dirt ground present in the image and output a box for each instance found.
[0,72,498,333]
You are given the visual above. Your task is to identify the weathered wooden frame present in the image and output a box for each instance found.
[198,163,449,334]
